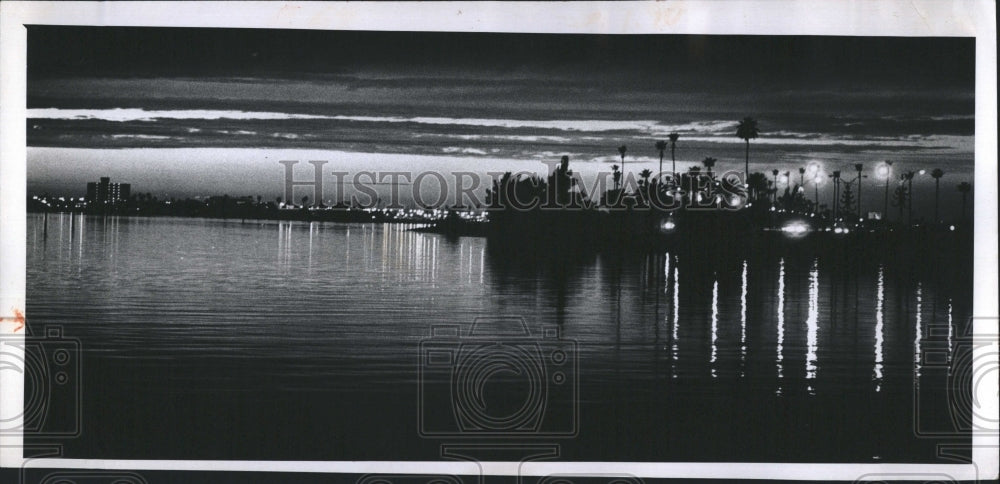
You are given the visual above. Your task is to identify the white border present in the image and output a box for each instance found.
[1,1,996,480]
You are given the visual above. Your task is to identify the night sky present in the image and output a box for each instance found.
[25,27,976,214]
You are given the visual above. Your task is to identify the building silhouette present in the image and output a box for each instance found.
[86,176,131,205]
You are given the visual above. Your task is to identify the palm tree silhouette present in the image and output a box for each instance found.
[702,157,717,177]
[798,167,806,187]
[655,140,667,182]
[736,117,760,179]
[831,170,842,219]
[639,168,652,187]
[957,181,971,221]
[747,172,769,201]
[931,168,944,222]
[617,145,628,180]
[840,182,856,216]
[612,164,621,191]
[669,133,680,183]
[892,184,908,222]
[771,169,779,204]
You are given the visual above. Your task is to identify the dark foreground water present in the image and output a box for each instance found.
[25,214,974,462]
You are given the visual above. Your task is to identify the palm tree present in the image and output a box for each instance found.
[639,168,652,187]
[617,145,628,180]
[611,164,621,191]
[831,170,841,219]
[668,133,680,182]
[900,171,915,226]
[655,140,667,182]
[747,172,769,201]
[771,169,779,203]
[892,183,908,221]
[798,167,806,187]
[702,157,717,177]
[736,117,760,179]
[840,182,856,216]
[957,181,972,221]
[931,168,944,222]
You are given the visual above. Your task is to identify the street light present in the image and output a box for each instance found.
[807,162,820,178]
[812,175,824,208]
[854,163,864,221]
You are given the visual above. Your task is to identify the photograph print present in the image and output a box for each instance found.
[15,23,985,470]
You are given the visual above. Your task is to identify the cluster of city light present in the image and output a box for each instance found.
[32,195,88,208]
[780,221,810,236]
[276,204,486,221]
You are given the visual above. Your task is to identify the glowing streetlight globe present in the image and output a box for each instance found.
[877,165,890,178]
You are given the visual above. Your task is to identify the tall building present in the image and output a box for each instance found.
[86,176,131,204]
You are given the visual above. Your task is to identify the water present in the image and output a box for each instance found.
[25,213,973,462]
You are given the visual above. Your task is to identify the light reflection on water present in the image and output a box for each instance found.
[27,214,972,390]
[25,213,974,461]
[776,257,785,390]
[874,265,885,391]
[805,259,818,393]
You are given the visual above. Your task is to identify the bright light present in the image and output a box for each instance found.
[778,174,789,184]
[781,221,810,237]
[807,163,819,177]
[919,169,927,175]
[949,225,956,231]
[660,220,676,232]
[877,165,890,178]
[834,227,844,234]
[814,176,824,185]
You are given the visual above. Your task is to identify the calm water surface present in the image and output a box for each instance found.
[26,214,973,462]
